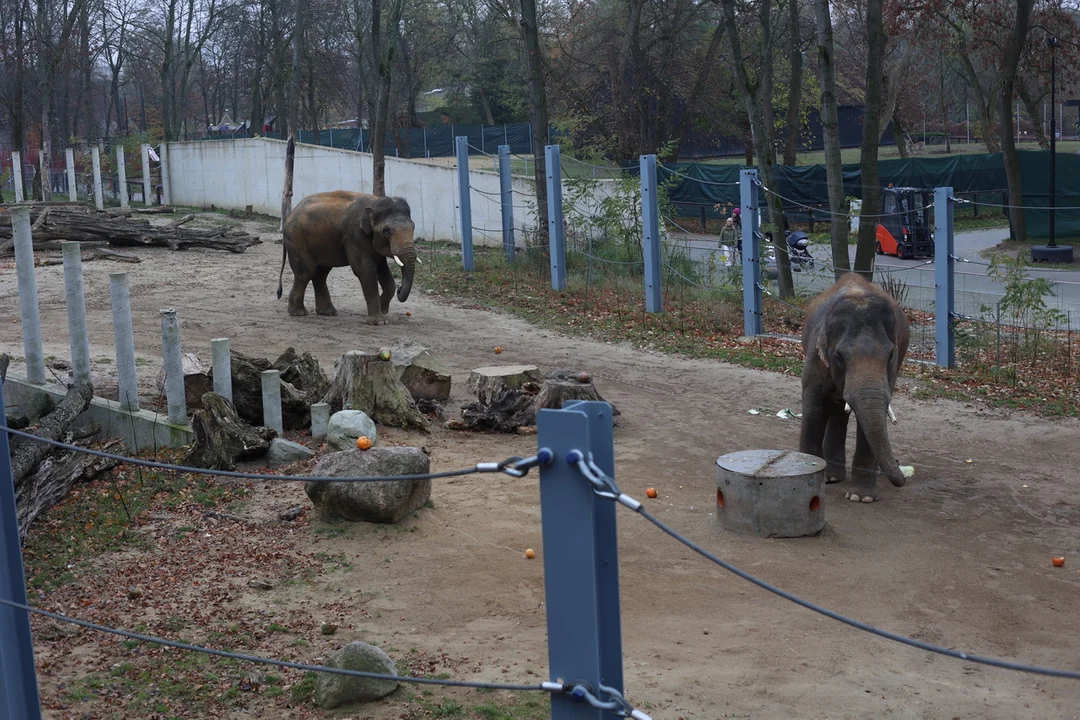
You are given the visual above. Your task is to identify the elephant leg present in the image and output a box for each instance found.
[375,258,395,315]
[287,261,312,317]
[312,266,337,316]
[822,403,849,484]
[348,255,387,326]
[798,385,827,461]
[847,420,879,503]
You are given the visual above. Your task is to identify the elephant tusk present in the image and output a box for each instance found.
[888,404,897,423]
[844,402,851,413]
[415,257,422,264]
[393,255,404,267]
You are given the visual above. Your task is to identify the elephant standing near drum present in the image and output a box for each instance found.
[798,272,910,503]
[277,190,419,326]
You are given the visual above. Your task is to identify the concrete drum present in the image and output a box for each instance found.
[715,449,827,538]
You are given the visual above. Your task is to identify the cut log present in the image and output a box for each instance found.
[208,350,316,430]
[185,392,276,470]
[390,343,451,401]
[9,379,95,484]
[322,351,429,432]
[467,365,542,405]
[448,382,541,433]
[533,370,620,417]
[16,437,122,542]
[156,351,212,409]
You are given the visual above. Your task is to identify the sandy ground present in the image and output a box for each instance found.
[3,215,1080,719]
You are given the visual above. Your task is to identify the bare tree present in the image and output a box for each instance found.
[852,0,886,279]
[812,0,848,277]
[371,0,406,195]
[1000,0,1036,242]
[782,0,803,166]
[520,0,548,242]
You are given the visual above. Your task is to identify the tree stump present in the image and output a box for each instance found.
[211,350,313,430]
[390,343,451,401]
[449,382,542,433]
[322,351,429,432]
[467,365,543,405]
[185,392,276,470]
[273,346,330,402]
[533,370,620,418]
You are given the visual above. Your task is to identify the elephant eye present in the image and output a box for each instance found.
[382,226,392,237]
[833,352,845,370]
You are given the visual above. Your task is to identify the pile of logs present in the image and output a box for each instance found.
[0,203,262,257]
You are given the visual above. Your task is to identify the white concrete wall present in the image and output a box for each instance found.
[165,137,598,245]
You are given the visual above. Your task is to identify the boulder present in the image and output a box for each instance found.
[390,343,452,401]
[156,352,211,409]
[265,438,315,467]
[305,447,431,524]
[326,410,378,452]
[315,641,399,709]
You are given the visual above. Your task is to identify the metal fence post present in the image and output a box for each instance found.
[12,207,46,384]
[536,402,622,719]
[117,145,129,208]
[934,186,955,368]
[91,146,104,210]
[0,380,44,720]
[141,144,152,206]
[65,148,77,202]
[499,144,515,262]
[455,136,474,271]
[640,154,662,313]
[546,144,566,291]
[741,168,763,337]
[11,150,24,202]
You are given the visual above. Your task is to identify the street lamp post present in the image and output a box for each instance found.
[1032,35,1073,263]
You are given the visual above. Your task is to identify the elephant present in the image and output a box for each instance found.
[276,190,418,325]
[798,272,910,503]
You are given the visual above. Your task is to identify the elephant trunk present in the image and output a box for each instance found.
[395,246,416,303]
[848,386,906,487]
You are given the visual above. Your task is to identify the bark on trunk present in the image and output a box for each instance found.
[782,0,804,167]
[322,350,429,431]
[1016,83,1049,150]
[1000,0,1035,243]
[853,0,887,280]
[521,0,549,243]
[812,0,848,278]
[185,392,276,470]
[281,136,295,231]
[9,379,94,485]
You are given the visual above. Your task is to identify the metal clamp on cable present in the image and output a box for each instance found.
[566,450,642,511]
[561,682,653,720]
[498,448,555,478]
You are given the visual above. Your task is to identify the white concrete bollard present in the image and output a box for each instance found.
[61,241,93,386]
[109,273,140,411]
[141,144,152,205]
[11,150,24,202]
[65,148,77,201]
[160,308,188,425]
[117,145,129,208]
[91,146,104,210]
[211,338,233,402]
[310,402,330,440]
[12,207,45,384]
[261,370,283,435]
[159,143,171,206]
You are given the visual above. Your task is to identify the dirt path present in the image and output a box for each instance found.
[3,219,1079,718]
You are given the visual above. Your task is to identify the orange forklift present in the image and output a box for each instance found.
[875,186,935,259]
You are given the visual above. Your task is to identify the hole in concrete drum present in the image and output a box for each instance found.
[809,496,821,512]
[716,489,724,509]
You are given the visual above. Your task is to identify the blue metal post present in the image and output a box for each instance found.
[546,145,566,291]
[0,380,44,720]
[934,186,956,367]
[640,154,662,313]
[537,403,621,719]
[455,136,474,271]
[741,168,763,337]
[499,144,516,262]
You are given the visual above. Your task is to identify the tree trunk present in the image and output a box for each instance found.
[939,48,952,153]
[289,0,304,139]
[782,0,804,166]
[853,0,887,279]
[1000,0,1035,243]
[956,54,1000,153]
[323,350,429,431]
[812,0,848,277]
[9,379,94,485]
[520,0,549,243]
[1016,83,1049,150]
[281,133,296,231]
[673,24,727,156]
[371,0,405,196]
[612,0,646,163]
[892,111,910,159]
[721,0,794,296]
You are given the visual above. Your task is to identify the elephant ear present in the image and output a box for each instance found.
[361,205,375,235]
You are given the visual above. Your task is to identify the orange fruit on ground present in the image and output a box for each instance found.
[1052,556,1065,567]
[646,487,658,499]
[525,549,536,559]
[355,436,373,450]
[494,346,503,354]
[405,311,412,317]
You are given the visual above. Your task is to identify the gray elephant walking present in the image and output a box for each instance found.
[277,190,418,325]
[798,272,910,503]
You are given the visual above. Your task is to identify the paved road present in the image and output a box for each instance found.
[665,227,1080,325]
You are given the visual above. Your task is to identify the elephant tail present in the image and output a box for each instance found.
[276,241,286,299]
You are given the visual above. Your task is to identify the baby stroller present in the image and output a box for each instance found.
[785,230,814,271]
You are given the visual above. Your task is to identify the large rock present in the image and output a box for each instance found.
[305,447,431,524]
[390,343,452,401]
[315,641,399,709]
[265,438,315,467]
[326,410,378,452]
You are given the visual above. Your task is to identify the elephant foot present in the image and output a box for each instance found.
[380,298,393,314]
[315,306,338,316]
[365,316,388,326]
[826,474,845,484]
[844,491,877,503]
[288,306,308,317]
